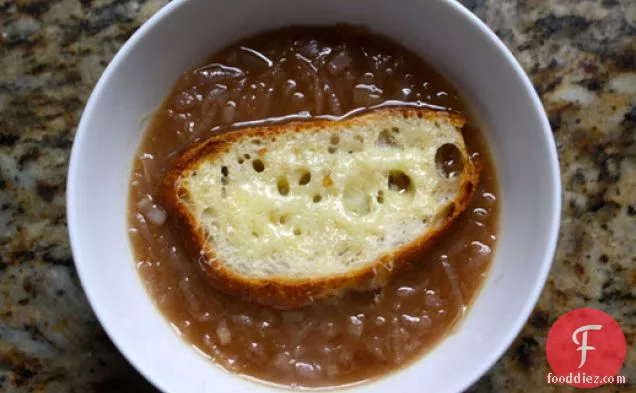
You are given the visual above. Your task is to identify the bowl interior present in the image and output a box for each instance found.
[67,0,560,392]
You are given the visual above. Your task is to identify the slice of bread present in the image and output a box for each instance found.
[161,107,480,309]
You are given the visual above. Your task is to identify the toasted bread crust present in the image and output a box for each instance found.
[161,107,481,309]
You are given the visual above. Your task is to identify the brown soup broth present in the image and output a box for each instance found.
[128,27,499,388]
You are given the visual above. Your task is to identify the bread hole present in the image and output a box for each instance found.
[388,170,412,194]
[376,190,384,204]
[377,129,397,148]
[252,231,260,238]
[268,211,277,224]
[221,166,229,177]
[434,122,440,128]
[328,146,337,154]
[330,135,340,145]
[313,194,322,203]
[277,177,290,196]
[392,127,400,134]
[435,143,464,179]
[238,158,244,164]
[337,247,350,256]
[293,228,302,236]
[279,214,289,224]
[244,153,251,159]
[252,159,265,172]
[221,176,229,186]
[252,139,262,145]
[354,135,364,143]
[299,170,311,185]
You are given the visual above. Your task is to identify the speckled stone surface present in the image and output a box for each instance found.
[0,0,634,392]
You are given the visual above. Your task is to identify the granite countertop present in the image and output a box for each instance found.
[0,0,634,392]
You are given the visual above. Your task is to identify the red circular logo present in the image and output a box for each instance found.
[546,308,626,388]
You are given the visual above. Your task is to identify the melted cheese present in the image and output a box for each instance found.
[180,115,466,278]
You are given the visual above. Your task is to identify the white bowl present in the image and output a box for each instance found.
[67,0,561,392]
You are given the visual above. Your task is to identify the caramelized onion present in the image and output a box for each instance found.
[216,320,232,345]
[145,205,167,226]
[327,50,352,76]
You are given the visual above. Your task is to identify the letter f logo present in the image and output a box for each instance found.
[572,324,602,368]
